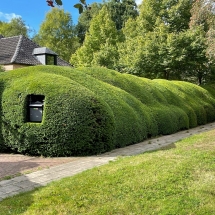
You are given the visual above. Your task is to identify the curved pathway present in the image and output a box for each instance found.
[1,122,215,201]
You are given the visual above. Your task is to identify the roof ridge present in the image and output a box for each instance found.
[10,35,23,63]
[1,35,20,40]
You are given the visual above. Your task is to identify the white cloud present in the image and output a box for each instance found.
[0,12,21,22]
[135,0,142,5]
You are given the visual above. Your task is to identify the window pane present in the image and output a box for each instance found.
[46,55,55,65]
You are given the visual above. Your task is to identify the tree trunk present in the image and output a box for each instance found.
[198,71,203,85]
[198,76,202,85]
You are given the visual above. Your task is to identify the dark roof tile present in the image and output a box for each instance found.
[0,36,20,64]
[33,47,58,56]
[0,35,71,67]
[14,36,41,65]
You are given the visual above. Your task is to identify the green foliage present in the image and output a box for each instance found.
[75,2,102,43]
[118,12,209,83]
[190,0,215,66]
[1,66,215,156]
[45,0,215,83]
[31,66,151,148]
[0,78,6,152]
[138,0,192,33]
[0,65,5,72]
[0,18,29,37]
[0,67,115,156]
[34,8,80,62]
[55,0,63,6]
[189,0,214,32]
[104,0,139,30]
[75,0,138,44]
[79,67,215,131]
[70,6,120,69]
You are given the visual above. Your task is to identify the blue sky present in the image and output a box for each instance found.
[0,0,101,34]
[0,0,141,36]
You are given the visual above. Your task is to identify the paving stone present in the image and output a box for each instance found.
[11,175,29,183]
[0,193,11,199]
[0,180,15,186]
[0,184,21,194]
[0,191,5,196]
[14,180,38,189]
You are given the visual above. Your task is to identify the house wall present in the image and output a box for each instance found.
[35,55,46,65]
[3,64,29,71]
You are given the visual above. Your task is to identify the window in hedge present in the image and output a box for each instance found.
[27,94,45,123]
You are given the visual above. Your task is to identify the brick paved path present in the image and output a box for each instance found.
[0,154,78,180]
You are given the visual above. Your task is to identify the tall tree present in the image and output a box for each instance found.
[137,0,193,33]
[189,0,214,31]
[181,27,208,84]
[34,8,79,62]
[0,18,29,37]
[76,0,138,44]
[190,0,215,64]
[75,2,102,44]
[105,0,139,30]
[118,0,209,83]
[70,6,120,69]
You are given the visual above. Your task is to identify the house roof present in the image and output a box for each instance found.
[33,47,58,56]
[0,35,71,66]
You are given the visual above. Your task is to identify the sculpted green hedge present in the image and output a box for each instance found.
[0,65,215,156]
[0,69,115,156]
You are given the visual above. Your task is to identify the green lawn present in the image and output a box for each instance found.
[1,130,215,214]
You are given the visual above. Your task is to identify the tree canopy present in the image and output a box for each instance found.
[113,0,212,84]
[190,0,215,65]
[75,2,102,44]
[34,8,80,62]
[104,0,139,30]
[70,6,120,68]
[0,17,29,37]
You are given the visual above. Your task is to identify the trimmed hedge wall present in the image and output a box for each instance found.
[77,67,215,130]
[0,65,215,156]
[0,70,115,156]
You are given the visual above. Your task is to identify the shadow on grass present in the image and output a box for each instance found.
[0,173,42,215]
[159,143,176,151]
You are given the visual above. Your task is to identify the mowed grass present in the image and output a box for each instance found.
[1,130,215,215]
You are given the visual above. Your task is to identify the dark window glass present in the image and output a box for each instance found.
[46,55,55,65]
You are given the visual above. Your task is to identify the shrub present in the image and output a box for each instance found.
[77,67,214,132]
[0,70,115,156]
[0,79,7,152]
[0,65,215,156]
[36,66,152,147]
